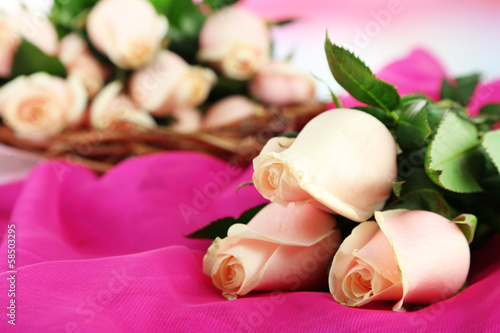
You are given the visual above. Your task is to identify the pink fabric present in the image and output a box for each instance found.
[339,48,448,108]
[467,80,500,116]
[0,151,499,332]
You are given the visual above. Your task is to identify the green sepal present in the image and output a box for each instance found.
[186,203,268,239]
[440,73,481,106]
[451,214,478,244]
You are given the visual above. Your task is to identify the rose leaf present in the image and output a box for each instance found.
[11,39,66,78]
[425,111,484,193]
[324,35,400,112]
[440,73,481,106]
[482,130,500,174]
[186,203,268,239]
[395,99,432,152]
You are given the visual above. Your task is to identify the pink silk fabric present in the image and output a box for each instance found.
[0,151,499,332]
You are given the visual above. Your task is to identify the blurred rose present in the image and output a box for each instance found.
[0,15,20,78]
[130,50,216,116]
[329,209,470,311]
[90,81,156,131]
[253,108,397,222]
[0,11,59,78]
[198,7,270,80]
[249,61,316,106]
[203,202,340,300]
[170,108,202,134]
[0,73,87,141]
[59,34,109,98]
[202,95,263,130]
[86,0,168,69]
[13,10,59,56]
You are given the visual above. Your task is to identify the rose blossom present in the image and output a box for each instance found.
[12,10,59,56]
[0,73,87,141]
[0,11,59,78]
[170,108,202,134]
[252,108,397,222]
[0,15,20,78]
[203,202,341,300]
[129,50,216,116]
[197,7,270,80]
[86,0,168,69]
[59,34,109,98]
[90,81,156,131]
[202,95,264,130]
[249,61,316,106]
[329,209,470,311]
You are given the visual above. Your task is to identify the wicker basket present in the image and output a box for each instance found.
[0,102,327,173]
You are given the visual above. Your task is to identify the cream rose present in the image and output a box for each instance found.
[170,108,202,134]
[90,81,156,131]
[0,15,20,78]
[201,95,264,130]
[203,202,341,300]
[197,7,270,80]
[249,61,316,106]
[59,34,109,98]
[0,73,87,141]
[86,0,168,69]
[129,50,216,116]
[0,11,59,78]
[252,108,398,222]
[329,210,471,311]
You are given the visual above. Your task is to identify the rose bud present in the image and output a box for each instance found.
[329,209,471,311]
[203,202,341,300]
[252,108,397,222]
[249,61,316,106]
[202,95,264,130]
[129,50,216,116]
[0,73,87,141]
[170,108,202,134]
[90,81,156,131]
[59,34,109,98]
[197,7,270,80]
[86,0,168,69]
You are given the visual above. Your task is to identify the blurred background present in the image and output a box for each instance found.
[2,0,500,99]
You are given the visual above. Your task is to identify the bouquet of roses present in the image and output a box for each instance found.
[0,0,322,172]
[192,36,500,311]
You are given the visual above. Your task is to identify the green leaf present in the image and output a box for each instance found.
[353,106,397,128]
[387,168,451,218]
[204,0,240,10]
[271,19,295,26]
[440,73,481,106]
[324,35,400,112]
[149,0,175,14]
[482,130,500,174]
[426,102,449,130]
[451,214,477,244]
[396,99,432,151]
[11,39,66,78]
[426,111,483,193]
[472,104,500,131]
[186,203,268,239]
